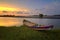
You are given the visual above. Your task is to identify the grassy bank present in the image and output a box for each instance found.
[0,25,60,40]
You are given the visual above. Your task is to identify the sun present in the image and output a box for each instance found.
[0,7,19,11]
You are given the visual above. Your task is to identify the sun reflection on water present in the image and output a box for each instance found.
[0,17,23,27]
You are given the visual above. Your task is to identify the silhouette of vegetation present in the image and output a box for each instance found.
[39,14,43,18]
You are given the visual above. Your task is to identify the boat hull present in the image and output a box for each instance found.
[29,25,53,30]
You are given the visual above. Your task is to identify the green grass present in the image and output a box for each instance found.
[0,25,60,40]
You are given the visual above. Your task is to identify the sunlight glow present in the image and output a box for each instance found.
[0,7,19,11]
[0,6,29,12]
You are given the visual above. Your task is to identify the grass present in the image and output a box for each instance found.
[0,25,60,40]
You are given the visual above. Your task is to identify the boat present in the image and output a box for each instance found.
[23,19,54,30]
[23,19,37,27]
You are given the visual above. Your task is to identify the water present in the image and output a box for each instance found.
[0,17,23,27]
[0,17,60,29]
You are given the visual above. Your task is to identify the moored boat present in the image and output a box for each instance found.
[23,19,54,30]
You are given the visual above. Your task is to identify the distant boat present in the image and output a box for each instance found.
[23,19,54,30]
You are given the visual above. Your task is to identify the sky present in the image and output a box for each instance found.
[0,0,60,15]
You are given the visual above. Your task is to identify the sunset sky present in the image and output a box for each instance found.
[0,0,60,15]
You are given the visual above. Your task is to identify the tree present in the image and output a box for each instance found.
[39,14,43,18]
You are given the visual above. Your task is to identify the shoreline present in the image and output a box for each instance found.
[0,16,60,19]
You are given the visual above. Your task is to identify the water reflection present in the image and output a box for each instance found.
[0,17,23,27]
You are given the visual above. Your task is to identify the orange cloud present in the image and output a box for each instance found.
[0,3,30,16]
[0,3,30,12]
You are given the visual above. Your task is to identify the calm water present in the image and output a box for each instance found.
[0,17,60,29]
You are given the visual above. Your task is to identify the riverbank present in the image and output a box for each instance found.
[0,25,60,40]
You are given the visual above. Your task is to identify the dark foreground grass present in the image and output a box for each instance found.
[0,25,60,40]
